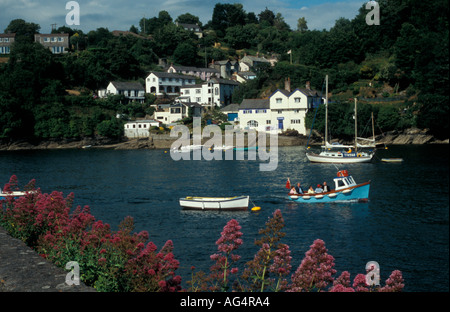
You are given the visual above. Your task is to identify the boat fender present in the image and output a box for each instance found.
[315,195,324,199]
[302,196,310,200]
[251,206,261,212]
[290,195,298,199]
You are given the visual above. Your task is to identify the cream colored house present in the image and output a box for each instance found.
[238,85,323,135]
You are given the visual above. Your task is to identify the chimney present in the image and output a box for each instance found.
[306,81,311,90]
[285,77,291,92]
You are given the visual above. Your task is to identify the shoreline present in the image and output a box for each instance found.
[0,129,447,151]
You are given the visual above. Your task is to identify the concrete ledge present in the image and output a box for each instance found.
[0,226,95,292]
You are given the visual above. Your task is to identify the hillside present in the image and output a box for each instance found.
[0,0,448,142]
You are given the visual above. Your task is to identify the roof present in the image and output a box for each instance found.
[210,78,240,86]
[241,55,270,63]
[221,104,240,112]
[170,65,219,73]
[240,99,270,109]
[149,71,195,80]
[110,81,144,90]
[271,89,291,97]
[0,33,15,38]
[126,119,159,124]
[35,33,69,37]
[294,88,322,97]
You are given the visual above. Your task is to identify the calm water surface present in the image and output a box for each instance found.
[1,145,448,292]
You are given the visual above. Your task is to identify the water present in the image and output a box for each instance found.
[1,145,448,292]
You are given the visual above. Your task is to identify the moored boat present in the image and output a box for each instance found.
[0,190,34,200]
[381,158,403,163]
[288,170,370,203]
[179,195,249,211]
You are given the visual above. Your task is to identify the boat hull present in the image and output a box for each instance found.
[0,191,32,200]
[306,152,373,163]
[179,196,249,211]
[288,182,370,203]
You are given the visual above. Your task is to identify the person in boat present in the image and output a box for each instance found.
[295,182,304,194]
[307,186,315,194]
[322,181,331,192]
[289,187,298,195]
[315,184,323,193]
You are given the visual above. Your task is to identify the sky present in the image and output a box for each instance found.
[0,0,364,34]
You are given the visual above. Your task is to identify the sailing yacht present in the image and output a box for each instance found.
[306,75,376,163]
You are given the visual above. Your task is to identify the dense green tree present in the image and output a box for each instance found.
[176,13,202,26]
[4,19,40,43]
[173,41,199,66]
[211,3,247,36]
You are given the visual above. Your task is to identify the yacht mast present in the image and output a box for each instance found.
[325,75,328,146]
[354,97,358,152]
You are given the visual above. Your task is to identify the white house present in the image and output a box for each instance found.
[154,101,203,124]
[124,119,160,138]
[100,81,145,103]
[237,82,323,135]
[146,72,196,96]
[239,55,270,72]
[179,78,239,108]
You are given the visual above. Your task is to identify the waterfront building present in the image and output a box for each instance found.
[146,72,196,96]
[179,78,239,108]
[124,119,160,138]
[237,81,323,135]
[99,81,145,103]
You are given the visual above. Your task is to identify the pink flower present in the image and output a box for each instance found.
[329,284,355,292]
[352,273,369,292]
[289,239,336,292]
[379,270,404,292]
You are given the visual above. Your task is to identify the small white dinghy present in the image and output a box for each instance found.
[179,196,249,211]
[381,158,403,163]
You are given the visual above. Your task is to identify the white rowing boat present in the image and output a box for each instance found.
[179,196,249,211]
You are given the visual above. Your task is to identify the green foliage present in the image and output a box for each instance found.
[0,0,448,141]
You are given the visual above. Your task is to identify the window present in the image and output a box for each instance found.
[196,89,201,94]
[247,120,258,128]
[294,109,300,113]
[291,119,301,124]
[185,90,190,95]
[58,37,64,42]
[0,47,10,54]
[266,120,271,124]
[44,37,50,42]
[276,98,282,104]
[278,110,282,114]
[215,87,219,95]
[294,97,301,103]
[243,110,252,114]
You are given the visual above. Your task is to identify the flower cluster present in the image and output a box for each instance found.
[0,176,181,292]
[188,209,405,292]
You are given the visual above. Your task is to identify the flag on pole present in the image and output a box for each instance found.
[286,178,291,189]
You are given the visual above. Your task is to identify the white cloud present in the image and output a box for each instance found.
[0,0,364,33]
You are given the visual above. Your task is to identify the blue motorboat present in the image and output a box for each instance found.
[288,170,370,203]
